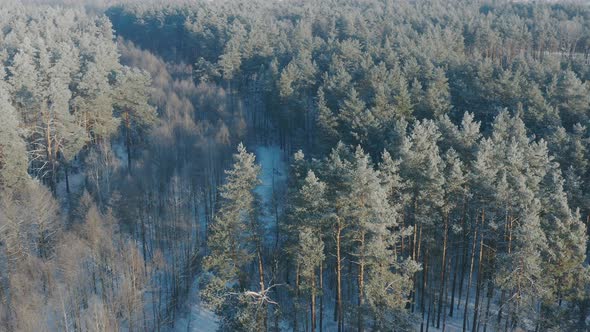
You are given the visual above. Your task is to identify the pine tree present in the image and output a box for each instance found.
[321,57,353,109]
[364,234,419,331]
[365,149,420,330]
[538,165,588,329]
[202,143,267,330]
[6,38,88,193]
[436,148,466,329]
[338,88,374,145]
[279,63,297,99]
[495,196,546,331]
[566,124,589,177]
[523,83,559,132]
[555,70,589,128]
[7,40,39,117]
[72,59,120,141]
[394,76,415,122]
[322,142,353,332]
[297,227,324,332]
[218,22,245,83]
[0,84,29,193]
[425,67,452,118]
[378,150,405,217]
[112,67,156,172]
[316,88,340,149]
[478,111,554,330]
[399,119,445,257]
[292,170,329,332]
[346,146,388,332]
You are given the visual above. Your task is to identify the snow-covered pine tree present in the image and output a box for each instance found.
[202,143,269,331]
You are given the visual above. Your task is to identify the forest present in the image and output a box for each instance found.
[0,0,589,331]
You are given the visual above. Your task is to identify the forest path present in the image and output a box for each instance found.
[253,145,288,239]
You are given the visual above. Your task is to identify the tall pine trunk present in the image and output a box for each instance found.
[483,281,493,332]
[256,244,267,331]
[498,214,514,326]
[319,264,323,332]
[357,232,365,332]
[411,219,418,312]
[472,210,485,332]
[437,213,449,328]
[64,164,70,194]
[457,197,469,311]
[311,273,316,332]
[421,250,429,332]
[125,110,132,174]
[449,246,459,318]
[43,104,57,194]
[295,262,300,332]
[463,215,479,332]
[336,224,343,332]
[442,252,453,331]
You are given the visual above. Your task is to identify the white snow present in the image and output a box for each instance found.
[56,171,85,199]
[253,145,288,234]
[254,145,287,205]
[172,277,219,332]
[112,142,129,168]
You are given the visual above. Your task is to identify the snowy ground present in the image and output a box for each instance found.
[56,171,85,199]
[254,145,288,232]
[411,284,502,332]
[172,277,218,332]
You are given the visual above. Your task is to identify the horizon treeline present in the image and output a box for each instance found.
[1,0,589,331]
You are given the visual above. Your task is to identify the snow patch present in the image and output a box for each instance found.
[253,145,287,231]
[172,277,219,332]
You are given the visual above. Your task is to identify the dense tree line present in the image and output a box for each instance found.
[0,3,159,330]
[106,0,590,331]
[0,0,589,331]
[0,2,249,330]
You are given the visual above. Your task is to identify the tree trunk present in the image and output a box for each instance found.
[295,262,300,332]
[319,264,323,332]
[437,213,449,328]
[421,250,429,332]
[472,211,485,332]
[426,287,432,332]
[141,215,147,274]
[449,245,459,317]
[497,290,505,325]
[311,269,316,332]
[410,200,419,313]
[415,219,424,315]
[401,214,405,255]
[458,200,469,311]
[357,232,365,332]
[483,281,493,332]
[498,215,514,326]
[257,245,267,331]
[125,110,132,174]
[410,215,418,313]
[504,300,511,332]
[336,224,343,332]
[417,223,423,269]
[45,109,57,194]
[463,215,479,332]
[443,255,452,332]
[65,164,70,194]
